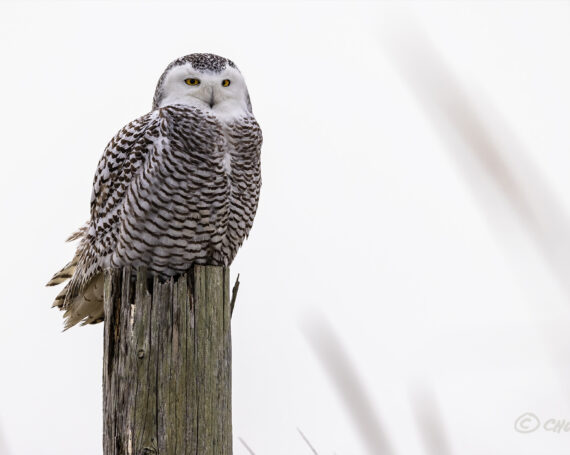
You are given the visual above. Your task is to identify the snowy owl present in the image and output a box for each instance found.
[47,53,262,329]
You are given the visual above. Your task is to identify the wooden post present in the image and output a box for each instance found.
[102,265,233,455]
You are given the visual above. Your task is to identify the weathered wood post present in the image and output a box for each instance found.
[102,265,233,455]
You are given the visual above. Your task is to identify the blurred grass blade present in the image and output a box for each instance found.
[0,421,10,455]
[383,20,570,294]
[411,385,453,455]
[297,427,320,455]
[238,437,256,455]
[301,315,395,455]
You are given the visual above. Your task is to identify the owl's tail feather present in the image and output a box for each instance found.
[46,259,78,287]
[61,273,105,330]
[47,223,104,329]
[50,272,105,330]
[66,225,87,242]
[46,225,88,287]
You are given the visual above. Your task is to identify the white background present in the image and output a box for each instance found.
[0,1,569,454]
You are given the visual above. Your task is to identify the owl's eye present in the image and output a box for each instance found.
[222,79,231,87]
[185,78,200,86]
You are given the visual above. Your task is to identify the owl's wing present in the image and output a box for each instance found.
[90,110,159,247]
[54,111,160,309]
[47,110,162,328]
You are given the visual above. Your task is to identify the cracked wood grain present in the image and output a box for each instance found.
[103,266,233,455]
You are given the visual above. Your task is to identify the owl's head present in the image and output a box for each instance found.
[152,53,252,117]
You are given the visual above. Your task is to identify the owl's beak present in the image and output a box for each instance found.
[208,87,215,108]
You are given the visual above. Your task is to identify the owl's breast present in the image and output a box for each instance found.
[221,116,262,263]
[110,106,261,276]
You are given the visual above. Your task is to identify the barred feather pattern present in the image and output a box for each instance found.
[50,104,261,328]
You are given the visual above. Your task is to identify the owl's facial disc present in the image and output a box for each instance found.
[157,64,250,118]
